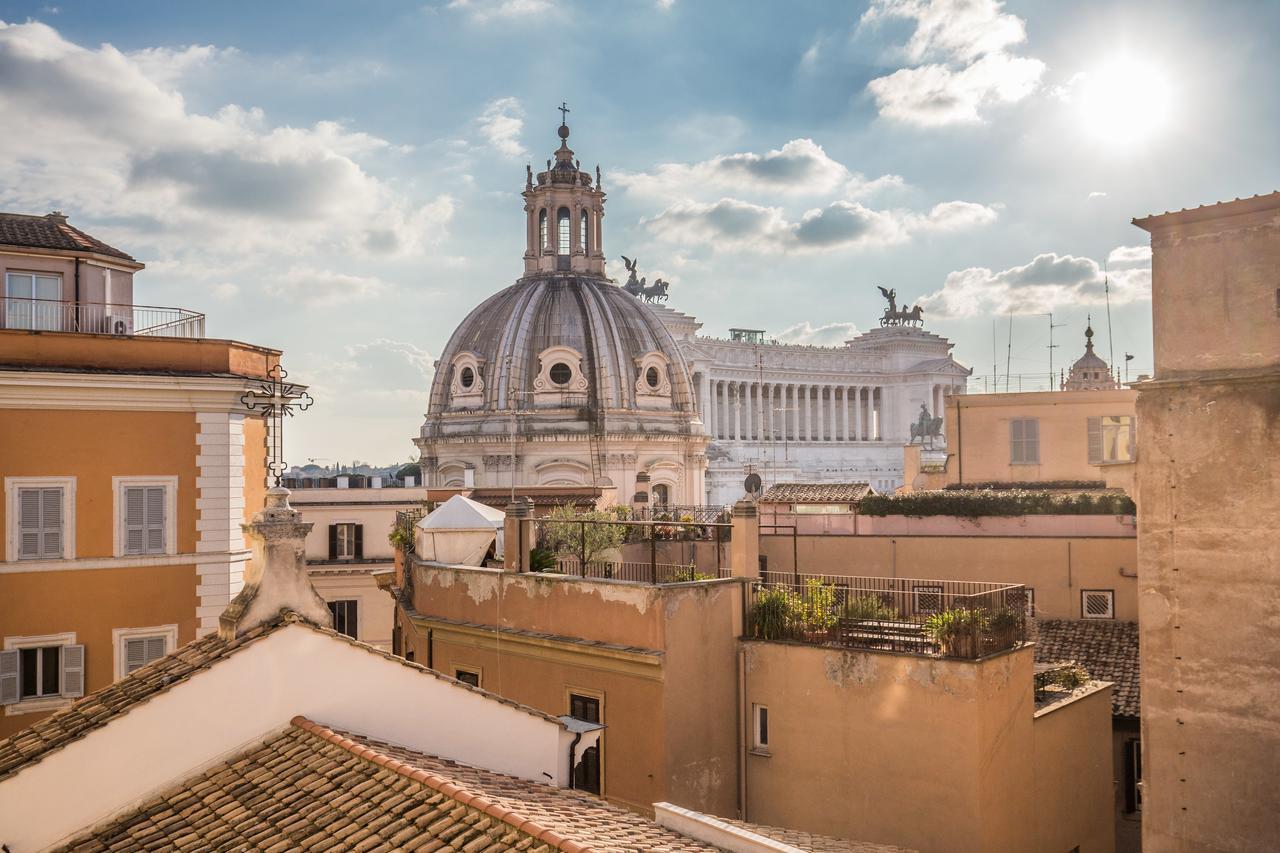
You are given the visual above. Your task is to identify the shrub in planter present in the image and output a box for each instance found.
[841,594,898,622]
[528,547,557,573]
[924,608,990,658]
[751,586,801,641]
[983,606,1025,652]
[800,579,839,638]
[671,565,713,583]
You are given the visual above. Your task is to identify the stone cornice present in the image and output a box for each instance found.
[0,370,259,412]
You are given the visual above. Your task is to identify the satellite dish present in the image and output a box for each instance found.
[743,473,762,496]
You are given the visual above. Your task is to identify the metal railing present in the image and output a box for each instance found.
[553,557,730,584]
[748,572,1028,659]
[1,298,206,339]
[629,505,731,524]
[530,515,732,583]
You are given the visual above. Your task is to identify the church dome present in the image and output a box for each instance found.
[424,273,699,436]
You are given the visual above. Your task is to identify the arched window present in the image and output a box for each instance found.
[580,210,590,252]
[557,207,570,255]
[652,483,670,506]
[538,209,548,251]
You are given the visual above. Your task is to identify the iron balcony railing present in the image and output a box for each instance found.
[749,572,1028,660]
[1,298,206,339]
[553,557,732,584]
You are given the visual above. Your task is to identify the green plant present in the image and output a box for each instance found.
[670,565,713,583]
[528,547,557,573]
[800,579,839,633]
[542,504,627,564]
[841,594,898,622]
[1053,663,1090,690]
[751,586,801,640]
[859,489,1135,519]
[924,608,990,658]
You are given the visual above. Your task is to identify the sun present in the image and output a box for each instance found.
[1076,58,1174,147]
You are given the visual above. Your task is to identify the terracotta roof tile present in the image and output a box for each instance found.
[0,212,135,261]
[760,482,872,503]
[718,817,914,852]
[1033,619,1139,718]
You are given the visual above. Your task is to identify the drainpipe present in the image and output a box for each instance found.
[737,645,748,820]
[955,399,964,485]
[567,730,583,790]
[73,257,81,331]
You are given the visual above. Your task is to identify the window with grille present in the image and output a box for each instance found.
[122,486,166,555]
[913,585,944,615]
[328,599,358,639]
[123,635,168,675]
[17,487,63,560]
[1010,418,1040,464]
[569,693,602,795]
[1082,589,1115,619]
[454,668,480,688]
[1088,415,1136,463]
[0,638,83,705]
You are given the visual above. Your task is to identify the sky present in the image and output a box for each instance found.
[2,0,1278,466]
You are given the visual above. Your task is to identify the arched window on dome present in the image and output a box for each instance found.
[580,210,590,253]
[539,209,548,252]
[557,207,571,255]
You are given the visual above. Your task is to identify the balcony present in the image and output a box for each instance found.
[748,572,1028,660]
[1,297,205,339]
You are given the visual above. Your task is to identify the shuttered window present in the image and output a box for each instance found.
[123,486,166,555]
[328,600,358,639]
[17,487,63,560]
[123,635,168,674]
[329,523,362,560]
[1088,415,1136,464]
[0,641,83,705]
[1010,418,1039,464]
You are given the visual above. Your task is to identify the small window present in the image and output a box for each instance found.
[17,487,63,560]
[1089,415,1136,464]
[645,366,660,389]
[752,703,770,752]
[122,635,168,675]
[652,483,670,506]
[580,209,590,252]
[1010,418,1040,464]
[569,693,602,795]
[549,362,572,386]
[1082,589,1115,620]
[1124,738,1143,813]
[557,207,571,255]
[0,636,83,706]
[329,523,363,560]
[454,668,480,688]
[328,599,359,639]
[913,585,944,615]
[459,366,475,389]
[122,485,166,556]
[539,209,548,250]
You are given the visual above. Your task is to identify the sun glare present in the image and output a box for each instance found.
[1077,58,1174,147]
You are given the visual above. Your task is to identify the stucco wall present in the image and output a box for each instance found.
[1032,684,1117,853]
[309,571,393,649]
[741,641,1040,852]
[760,533,1137,621]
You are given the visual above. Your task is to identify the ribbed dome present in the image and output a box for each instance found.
[426,274,698,431]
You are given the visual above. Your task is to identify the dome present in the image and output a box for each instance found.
[424,273,700,438]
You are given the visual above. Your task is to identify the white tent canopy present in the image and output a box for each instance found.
[415,495,506,566]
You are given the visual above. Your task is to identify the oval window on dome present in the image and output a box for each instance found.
[549,362,572,385]
[645,366,660,389]
[459,366,475,389]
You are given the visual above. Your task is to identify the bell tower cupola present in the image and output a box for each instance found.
[523,104,606,276]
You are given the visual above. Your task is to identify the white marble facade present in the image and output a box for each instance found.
[652,306,971,503]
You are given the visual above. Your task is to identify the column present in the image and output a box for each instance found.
[842,387,851,441]
[801,385,810,441]
[874,387,882,440]
[854,386,863,441]
[708,378,717,439]
[819,386,828,441]
[757,383,767,441]
[789,385,798,441]
[699,372,711,430]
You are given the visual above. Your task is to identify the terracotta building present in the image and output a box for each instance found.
[1132,191,1280,851]
[0,212,277,738]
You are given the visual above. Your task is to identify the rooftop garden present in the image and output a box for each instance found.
[859,489,1135,519]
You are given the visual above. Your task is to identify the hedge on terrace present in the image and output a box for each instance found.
[858,489,1136,518]
[943,480,1107,492]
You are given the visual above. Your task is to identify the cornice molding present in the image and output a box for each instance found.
[0,370,259,412]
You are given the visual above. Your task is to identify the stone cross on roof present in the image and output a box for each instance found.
[240,364,313,487]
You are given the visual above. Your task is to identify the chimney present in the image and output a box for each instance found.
[219,487,331,639]
[45,211,68,224]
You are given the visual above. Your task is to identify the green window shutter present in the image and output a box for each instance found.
[1087,417,1103,464]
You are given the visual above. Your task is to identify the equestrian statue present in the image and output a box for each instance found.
[876,285,926,328]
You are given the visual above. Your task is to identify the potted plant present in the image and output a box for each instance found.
[800,578,839,642]
[924,608,989,658]
[751,585,799,641]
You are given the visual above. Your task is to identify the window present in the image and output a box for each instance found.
[652,483,670,506]
[122,486,165,555]
[328,600,358,639]
[459,366,475,389]
[328,523,363,560]
[1088,415,1136,464]
[539,209,548,250]
[752,703,770,752]
[549,362,572,386]
[4,272,62,330]
[454,667,480,688]
[1,633,83,708]
[1010,418,1040,464]
[913,585,944,615]
[1082,589,1115,620]
[569,693,602,794]
[1123,738,1143,813]
[17,487,63,560]
[645,366,660,389]
[580,209,590,252]
[557,207,571,255]
[112,625,177,680]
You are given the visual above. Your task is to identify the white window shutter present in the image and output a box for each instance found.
[1009,419,1023,463]
[144,635,167,664]
[1087,417,1103,464]
[145,487,165,554]
[0,649,19,705]
[124,486,145,555]
[1026,418,1039,463]
[18,489,40,559]
[61,644,84,697]
[124,638,148,674]
[41,488,62,558]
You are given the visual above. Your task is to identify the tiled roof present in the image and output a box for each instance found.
[1132,189,1280,229]
[760,482,872,503]
[718,818,914,852]
[0,610,565,785]
[1033,619,1139,719]
[0,212,135,261]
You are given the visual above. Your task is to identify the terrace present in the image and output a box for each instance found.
[1,297,205,339]
[748,571,1028,660]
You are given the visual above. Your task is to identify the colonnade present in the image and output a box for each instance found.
[695,377,884,442]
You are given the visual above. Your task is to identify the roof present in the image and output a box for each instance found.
[0,211,136,262]
[717,818,914,852]
[0,610,565,784]
[59,716,891,853]
[1132,190,1280,230]
[1033,619,1139,719]
[419,493,506,530]
[760,482,873,503]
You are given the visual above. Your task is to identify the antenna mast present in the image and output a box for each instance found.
[1047,313,1066,390]
[1005,312,1014,393]
[1104,261,1116,372]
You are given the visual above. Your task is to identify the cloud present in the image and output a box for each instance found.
[211,282,240,300]
[1107,245,1151,266]
[446,0,552,23]
[477,96,526,158]
[917,250,1152,317]
[860,0,1045,126]
[642,197,996,253]
[267,267,393,307]
[615,139,875,198]
[298,338,434,410]
[1088,191,1107,199]
[0,21,449,258]
[775,320,860,346]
